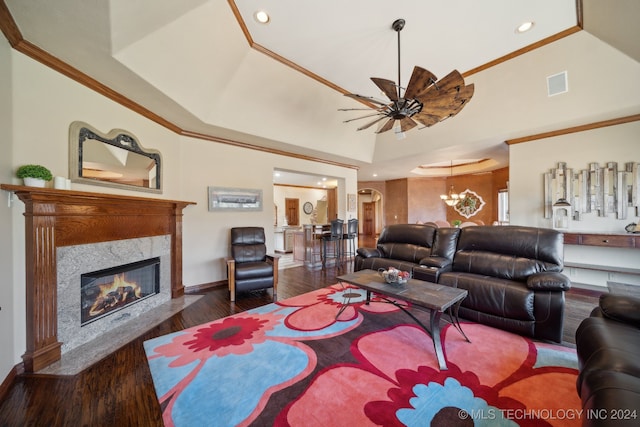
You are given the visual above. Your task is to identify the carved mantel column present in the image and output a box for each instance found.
[1,184,195,372]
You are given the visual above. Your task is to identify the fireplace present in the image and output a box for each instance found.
[81,257,161,326]
[0,183,195,372]
[57,235,172,354]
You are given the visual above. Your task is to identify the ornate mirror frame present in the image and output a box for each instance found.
[69,121,162,193]
[454,189,486,218]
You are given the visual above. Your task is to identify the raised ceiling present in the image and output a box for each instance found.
[3,0,639,182]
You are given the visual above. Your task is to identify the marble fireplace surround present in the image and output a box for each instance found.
[1,184,195,373]
[57,235,171,354]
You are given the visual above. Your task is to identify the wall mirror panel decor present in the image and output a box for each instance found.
[544,161,639,228]
[69,121,162,193]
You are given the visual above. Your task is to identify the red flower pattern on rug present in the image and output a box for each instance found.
[278,323,581,427]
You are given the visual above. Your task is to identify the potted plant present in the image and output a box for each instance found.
[16,164,53,187]
[452,219,462,228]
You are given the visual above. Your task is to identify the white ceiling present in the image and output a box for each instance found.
[4,0,639,184]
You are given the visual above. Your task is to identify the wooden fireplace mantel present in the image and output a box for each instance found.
[1,184,195,372]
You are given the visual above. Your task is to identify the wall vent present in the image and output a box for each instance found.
[547,71,568,97]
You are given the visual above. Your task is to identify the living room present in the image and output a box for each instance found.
[1,0,639,425]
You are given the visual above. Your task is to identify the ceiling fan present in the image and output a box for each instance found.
[341,19,474,134]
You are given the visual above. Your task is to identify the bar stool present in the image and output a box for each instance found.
[342,218,358,264]
[322,219,344,269]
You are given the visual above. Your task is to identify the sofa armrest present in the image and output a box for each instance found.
[526,272,571,291]
[598,293,640,327]
[356,247,383,258]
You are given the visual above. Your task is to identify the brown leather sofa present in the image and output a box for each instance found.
[355,224,571,342]
[575,293,640,427]
[354,223,460,279]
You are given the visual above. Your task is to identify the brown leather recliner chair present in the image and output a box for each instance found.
[226,227,279,302]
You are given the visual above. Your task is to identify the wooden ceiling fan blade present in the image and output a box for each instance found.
[376,118,396,134]
[449,86,475,115]
[404,66,437,99]
[416,83,469,109]
[415,70,464,99]
[414,113,442,127]
[456,84,474,102]
[356,115,389,130]
[371,77,399,101]
[429,84,475,117]
[400,117,418,132]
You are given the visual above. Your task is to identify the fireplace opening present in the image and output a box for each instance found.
[81,257,161,326]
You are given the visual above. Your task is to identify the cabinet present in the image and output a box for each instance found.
[274,227,298,253]
[564,232,639,249]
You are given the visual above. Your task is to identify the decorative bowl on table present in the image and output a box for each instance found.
[378,267,411,284]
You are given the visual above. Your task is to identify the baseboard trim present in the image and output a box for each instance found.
[0,363,23,402]
[568,283,608,297]
[185,280,227,294]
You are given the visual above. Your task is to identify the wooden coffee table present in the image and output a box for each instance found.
[337,269,470,370]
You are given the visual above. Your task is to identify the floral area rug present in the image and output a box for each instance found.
[144,284,582,427]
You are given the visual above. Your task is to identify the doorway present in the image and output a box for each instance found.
[285,198,299,226]
[362,202,375,236]
[358,188,383,237]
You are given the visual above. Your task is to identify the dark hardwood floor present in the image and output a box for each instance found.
[0,235,602,427]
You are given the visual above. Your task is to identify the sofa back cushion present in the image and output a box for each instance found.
[452,226,564,281]
[377,224,436,263]
[431,227,461,260]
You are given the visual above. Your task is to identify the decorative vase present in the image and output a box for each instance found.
[23,177,46,187]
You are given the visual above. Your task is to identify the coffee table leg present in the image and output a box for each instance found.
[430,310,448,370]
[365,290,372,305]
[448,300,471,343]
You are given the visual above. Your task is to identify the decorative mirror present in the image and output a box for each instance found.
[454,189,486,218]
[69,121,162,193]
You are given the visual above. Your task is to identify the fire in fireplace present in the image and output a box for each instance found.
[81,257,161,326]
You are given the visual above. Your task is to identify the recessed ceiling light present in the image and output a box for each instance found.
[516,21,534,33]
[254,10,270,24]
[373,173,378,177]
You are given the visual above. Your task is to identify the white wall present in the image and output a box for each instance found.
[509,121,640,288]
[178,137,356,286]
[0,33,16,382]
[0,48,357,380]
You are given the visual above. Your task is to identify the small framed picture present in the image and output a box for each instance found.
[208,187,263,211]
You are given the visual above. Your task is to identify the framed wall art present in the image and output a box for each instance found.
[208,186,263,212]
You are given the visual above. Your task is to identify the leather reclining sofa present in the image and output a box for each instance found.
[575,293,640,427]
[355,223,571,342]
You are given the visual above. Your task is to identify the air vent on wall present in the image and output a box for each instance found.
[547,71,568,97]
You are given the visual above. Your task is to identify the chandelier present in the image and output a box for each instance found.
[440,161,466,206]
